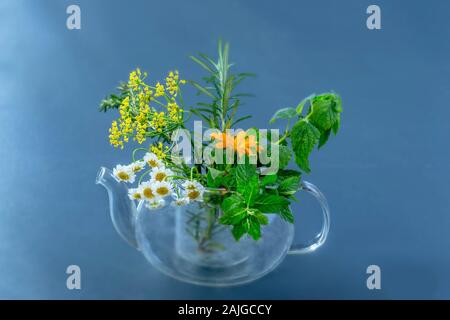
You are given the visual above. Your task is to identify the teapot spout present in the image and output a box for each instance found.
[96,167,139,248]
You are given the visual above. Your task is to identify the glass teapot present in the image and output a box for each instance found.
[96,166,330,286]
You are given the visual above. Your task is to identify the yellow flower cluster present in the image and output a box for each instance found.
[165,70,186,96]
[151,142,169,160]
[155,82,165,97]
[134,104,150,144]
[109,121,122,148]
[166,71,178,95]
[109,97,133,148]
[167,101,182,122]
[108,69,186,148]
[128,68,144,91]
[149,111,167,133]
[109,88,150,147]
[137,86,153,106]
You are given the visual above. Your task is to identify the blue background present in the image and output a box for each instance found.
[1,0,449,299]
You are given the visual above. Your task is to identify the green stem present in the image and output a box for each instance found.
[138,169,152,184]
[132,148,148,162]
[275,119,290,145]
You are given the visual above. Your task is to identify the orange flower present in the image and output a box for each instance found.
[211,131,263,156]
[210,132,235,149]
[235,131,263,156]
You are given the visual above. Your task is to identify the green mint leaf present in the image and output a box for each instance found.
[308,96,338,132]
[290,119,320,173]
[236,163,259,206]
[221,194,245,213]
[229,210,267,241]
[255,194,290,213]
[332,113,340,135]
[296,93,315,115]
[278,176,301,196]
[261,174,277,187]
[231,223,246,241]
[254,212,269,225]
[219,195,247,225]
[236,163,257,183]
[308,93,342,133]
[318,128,331,149]
[219,208,247,225]
[247,216,261,240]
[270,107,297,124]
[279,145,292,169]
[279,206,294,223]
[277,169,301,179]
[333,94,343,113]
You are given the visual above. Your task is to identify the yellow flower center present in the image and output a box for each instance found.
[132,166,142,173]
[156,186,169,196]
[117,171,130,181]
[148,159,158,167]
[155,172,166,182]
[187,190,200,200]
[143,187,154,199]
[133,193,142,199]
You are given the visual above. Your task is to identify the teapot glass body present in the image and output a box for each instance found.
[96,167,330,286]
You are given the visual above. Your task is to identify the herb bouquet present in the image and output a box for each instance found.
[99,41,342,254]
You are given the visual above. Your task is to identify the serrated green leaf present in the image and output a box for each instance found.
[318,128,331,149]
[219,196,247,225]
[279,176,301,195]
[333,94,343,113]
[219,208,247,225]
[290,120,320,173]
[221,194,244,213]
[231,223,246,241]
[270,107,297,124]
[235,163,256,183]
[296,94,315,115]
[261,174,277,187]
[236,163,259,205]
[308,98,338,132]
[255,194,290,213]
[255,212,269,225]
[277,169,302,178]
[247,216,261,240]
[332,114,340,135]
[279,206,294,223]
[279,145,292,169]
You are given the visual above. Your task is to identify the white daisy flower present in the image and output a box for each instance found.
[113,164,135,183]
[128,187,142,201]
[171,194,189,207]
[143,152,163,168]
[184,188,204,201]
[182,180,205,202]
[130,160,146,173]
[182,180,203,191]
[152,181,173,198]
[139,181,158,200]
[150,167,174,182]
[145,198,166,210]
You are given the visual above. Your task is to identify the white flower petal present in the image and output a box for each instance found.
[145,198,166,210]
[113,164,136,183]
[143,152,163,168]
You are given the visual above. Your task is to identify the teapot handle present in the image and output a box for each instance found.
[288,181,330,255]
